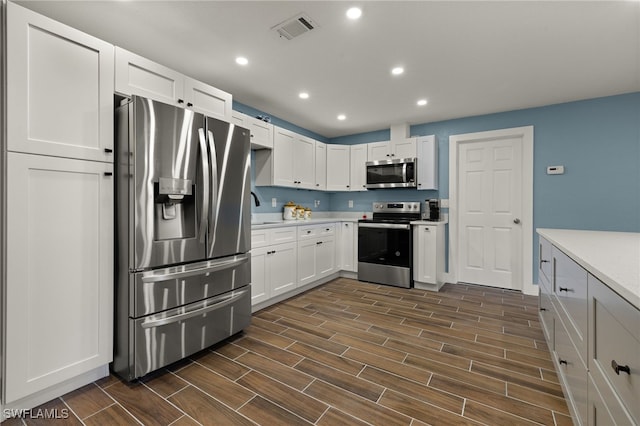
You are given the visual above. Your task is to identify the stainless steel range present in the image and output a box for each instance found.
[113,95,252,380]
[357,202,421,288]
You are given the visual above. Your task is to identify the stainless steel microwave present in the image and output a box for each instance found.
[366,158,417,189]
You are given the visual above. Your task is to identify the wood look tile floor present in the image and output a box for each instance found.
[4,279,571,426]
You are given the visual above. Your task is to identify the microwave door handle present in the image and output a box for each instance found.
[402,163,407,183]
[207,130,219,238]
[197,128,210,243]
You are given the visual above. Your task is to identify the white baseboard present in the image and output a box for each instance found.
[251,272,341,313]
[1,365,109,420]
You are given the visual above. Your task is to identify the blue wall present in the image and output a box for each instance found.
[242,92,640,283]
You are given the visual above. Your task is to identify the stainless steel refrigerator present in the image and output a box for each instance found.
[113,95,251,380]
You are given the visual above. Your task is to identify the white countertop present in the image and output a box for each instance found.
[251,218,359,229]
[537,228,640,310]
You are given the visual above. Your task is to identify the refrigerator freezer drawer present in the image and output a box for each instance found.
[131,254,250,317]
[128,285,251,380]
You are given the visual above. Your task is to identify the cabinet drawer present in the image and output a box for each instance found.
[298,224,335,240]
[589,274,640,424]
[251,227,296,248]
[553,247,588,360]
[589,372,635,425]
[554,315,588,426]
[539,237,553,284]
[539,289,554,349]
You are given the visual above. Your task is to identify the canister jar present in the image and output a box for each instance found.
[296,205,305,220]
[283,201,297,220]
[304,207,312,220]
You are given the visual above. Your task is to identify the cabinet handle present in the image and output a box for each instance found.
[104,172,113,176]
[187,102,193,107]
[424,228,430,232]
[539,307,547,311]
[611,360,631,375]
[307,230,311,234]
[177,99,184,104]
[316,183,320,186]
[316,241,323,245]
[558,287,573,292]
[104,148,113,153]
[346,185,350,188]
[540,259,549,263]
[558,359,568,365]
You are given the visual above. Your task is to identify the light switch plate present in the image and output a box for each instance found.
[272,198,277,207]
[547,165,565,175]
[348,200,354,208]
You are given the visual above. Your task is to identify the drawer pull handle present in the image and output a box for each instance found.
[316,241,323,245]
[539,307,547,312]
[559,359,568,366]
[558,287,573,292]
[612,360,631,375]
[540,259,549,263]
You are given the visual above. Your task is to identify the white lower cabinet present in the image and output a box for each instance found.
[5,153,113,404]
[297,224,336,286]
[337,222,357,272]
[251,228,297,305]
[412,223,445,291]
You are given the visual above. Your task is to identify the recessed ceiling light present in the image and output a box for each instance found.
[299,92,310,99]
[346,7,362,20]
[391,67,404,76]
[417,99,428,106]
[337,114,347,121]
[235,56,248,66]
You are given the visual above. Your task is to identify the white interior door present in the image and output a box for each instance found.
[458,137,522,289]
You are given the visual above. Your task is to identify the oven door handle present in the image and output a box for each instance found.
[359,223,411,230]
[140,288,249,329]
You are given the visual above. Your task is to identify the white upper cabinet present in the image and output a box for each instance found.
[255,126,315,189]
[367,141,391,161]
[367,139,417,161]
[231,111,274,149]
[315,141,327,190]
[349,144,368,191]
[115,47,231,121]
[393,138,417,159]
[416,135,438,190]
[326,144,351,191]
[7,2,114,162]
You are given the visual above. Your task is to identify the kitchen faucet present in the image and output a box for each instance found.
[250,191,261,207]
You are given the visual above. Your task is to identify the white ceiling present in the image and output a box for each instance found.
[15,1,640,139]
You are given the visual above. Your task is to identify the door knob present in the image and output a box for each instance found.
[513,218,521,224]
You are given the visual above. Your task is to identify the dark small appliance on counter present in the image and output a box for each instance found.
[425,199,440,221]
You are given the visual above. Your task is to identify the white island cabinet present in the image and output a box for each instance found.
[537,229,640,426]
[4,2,114,411]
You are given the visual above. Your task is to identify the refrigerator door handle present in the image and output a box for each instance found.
[197,128,210,243]
[140,287,249,329]
[140,254,250,283]
[207,129,219,236]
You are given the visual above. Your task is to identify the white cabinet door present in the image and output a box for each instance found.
[250,247,269,305]
[297,239,318,287]
[416,135,438,190]
[367,141,391,161]
[249,118,274,150]
[326,144,351,191]
[272,127,296,187]
[269,242,298,297]
[183,76,232,121]
[314,141,327,190]
[5,153,113,403]
[294,136,316,189]
[414,226,437,283]
[115,47,184,106]
[339,222,357,272]
[317,238,336,277]
[350,144,368,191]
[7,3,114,162]
[393,138,417,159]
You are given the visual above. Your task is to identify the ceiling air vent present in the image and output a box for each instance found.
[272,13,317,40]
